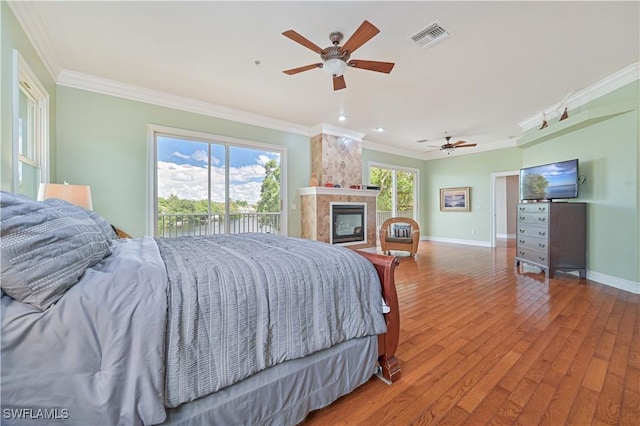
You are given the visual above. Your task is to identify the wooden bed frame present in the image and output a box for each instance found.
[356,251,401,383]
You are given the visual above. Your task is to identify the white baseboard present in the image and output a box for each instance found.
[421,236,492,248]
[586,270,640,294]
[497,233,516,239]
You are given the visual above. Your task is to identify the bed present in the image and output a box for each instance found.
[0,191,400,425]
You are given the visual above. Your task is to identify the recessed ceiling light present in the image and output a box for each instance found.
[338,115,347,122]
[376,127,385,132]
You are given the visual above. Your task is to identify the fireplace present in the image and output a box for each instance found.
[331,203,366,245]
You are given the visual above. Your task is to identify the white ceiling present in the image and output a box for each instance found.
[11,1,640,157]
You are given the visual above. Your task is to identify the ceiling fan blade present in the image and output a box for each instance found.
[282,30,324,54]
[333,75,346,91]
[341,20,380,55]
[456,143,478,148]
[452,140,468,146]
[348,60,395,74]
[283,63,323,75]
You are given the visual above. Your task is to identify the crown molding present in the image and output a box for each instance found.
[57,70,311,137]
[7,1,61,81]
[361,139,424,160]
[309,123,366,141]
[519,62,640,131]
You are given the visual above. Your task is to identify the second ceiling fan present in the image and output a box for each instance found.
[282,20,395,91]
[419,135,478,154]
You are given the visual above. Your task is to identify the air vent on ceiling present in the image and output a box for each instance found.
[410,20,452,48]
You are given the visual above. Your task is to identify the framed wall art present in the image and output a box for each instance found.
[440,187,470,212]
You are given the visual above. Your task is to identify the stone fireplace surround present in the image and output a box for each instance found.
[300,187,379,249]
[300,125,378,249]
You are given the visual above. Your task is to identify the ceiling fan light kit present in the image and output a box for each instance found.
[282,20,395,90]
[323,58,347,76]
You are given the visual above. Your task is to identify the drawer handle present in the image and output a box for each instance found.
[519,239,525,244]
[538,256,546,261]
[538,243,546,248]
[519,216,525,220]
[538,231,546,236]
[519,251,525,255]
[519,207,525,211]
[519,229,525,233]
[538,207,546,212]
[538,217,546,222]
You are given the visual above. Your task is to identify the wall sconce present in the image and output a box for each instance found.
[37,182,93,210]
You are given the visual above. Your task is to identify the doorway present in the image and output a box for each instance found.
[490,171,519,248]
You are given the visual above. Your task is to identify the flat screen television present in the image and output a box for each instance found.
[520,158,579,201]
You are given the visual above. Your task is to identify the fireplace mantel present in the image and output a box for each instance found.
[299,187,380,197]
[299,187,379,249]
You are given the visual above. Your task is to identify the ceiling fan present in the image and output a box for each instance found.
[282,20,395,91]
[420,135,478,154]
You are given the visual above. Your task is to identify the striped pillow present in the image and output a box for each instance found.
[44,198,117,241]
[392,223,411,238]
[0,191,111,310]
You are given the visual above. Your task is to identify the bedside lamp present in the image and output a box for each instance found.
[37,182,93,210]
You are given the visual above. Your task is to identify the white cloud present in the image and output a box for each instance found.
[191,150,208,163]
[157,160,269,205]
[172,151,190,159]
[256,154,270,165]
[171,172,193,182]
[230,164,265,183]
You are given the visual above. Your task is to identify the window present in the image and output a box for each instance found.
[13,50,49,198]
[148,126,287,237]
[369,163,419,229]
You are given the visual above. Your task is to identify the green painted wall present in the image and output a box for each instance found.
[56,86,309,237]
[422,148,523,242]
[519,81,639,282]
[1,2,57,190]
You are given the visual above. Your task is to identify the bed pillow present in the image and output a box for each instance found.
[44,198,118,241]
[0,191,112,310]
[392,223,411,238]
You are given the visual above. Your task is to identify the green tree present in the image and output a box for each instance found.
[369,168,415,213]
[523,173,549,199]
[369,167,393,211]
[256,159,281,230]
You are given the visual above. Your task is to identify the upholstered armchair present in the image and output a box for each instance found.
[379,217,420,257]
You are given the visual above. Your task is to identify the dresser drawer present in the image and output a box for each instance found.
[517,203,550,214]
[516,247,549,266]
[517,212,549,225]
[517,225,549,239]
[517,235,549,252]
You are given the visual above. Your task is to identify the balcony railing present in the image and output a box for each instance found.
[158,211,412,238]
[376,210,415,230]
[158,212,281,238]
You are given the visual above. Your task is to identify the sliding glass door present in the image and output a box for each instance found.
[153,130,284,237]
[369,164,418,229]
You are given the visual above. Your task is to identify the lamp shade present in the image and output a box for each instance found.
[37,183,93,210]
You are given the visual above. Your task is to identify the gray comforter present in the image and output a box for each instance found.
[1,237,168,425]
[1,234,386,424]
[156,233,387,408]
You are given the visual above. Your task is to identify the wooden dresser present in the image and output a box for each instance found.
[514,202,586,278]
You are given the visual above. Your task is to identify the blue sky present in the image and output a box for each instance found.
[157,137,279,169]
[156,136,280,203]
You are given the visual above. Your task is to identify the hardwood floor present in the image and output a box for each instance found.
[304,240,640,425]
